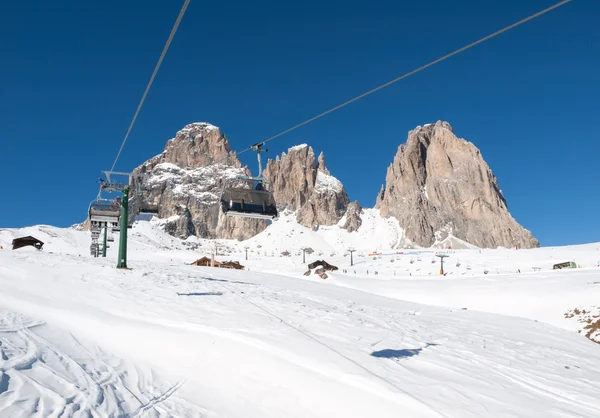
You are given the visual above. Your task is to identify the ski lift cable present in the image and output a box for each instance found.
[105,0,570,187]
[109,0,191,173]
[254,0,572,148]
[132,0,573,174]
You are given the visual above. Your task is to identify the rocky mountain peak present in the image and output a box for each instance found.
[131,125,356,240]
[264,144,318,212]
[317,151,330,175]
[160,122,241,169]
[264,144,350,230]
[123,120,536,249]
[132,123,263,240]
[378,121,538,248]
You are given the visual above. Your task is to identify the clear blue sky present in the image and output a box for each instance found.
[1,0,598,246]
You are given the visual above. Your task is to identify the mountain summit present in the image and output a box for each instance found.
[130,121,538,248]
[378,121,538,248]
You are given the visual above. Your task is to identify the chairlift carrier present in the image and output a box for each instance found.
[88,199,120,224]
[220,142,278,220]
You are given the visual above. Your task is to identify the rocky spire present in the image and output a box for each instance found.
[378,121,539,248]
[264,145,349,229]
[317,151,330,175]
[343,201,363,232]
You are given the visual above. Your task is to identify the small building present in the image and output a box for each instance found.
[190,257,244,270]
[307,260,338,271]
[190,257,220,267]
[220,261,245,270]
[553,261,577,270]
[12,236,44,251]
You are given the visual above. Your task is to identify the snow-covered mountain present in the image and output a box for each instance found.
[132,122,267,240]
[125,120,537,249]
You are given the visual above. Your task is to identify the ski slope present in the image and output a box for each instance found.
[1,222,600,417]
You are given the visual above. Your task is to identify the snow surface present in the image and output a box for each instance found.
[1,222,600,417]
[314,171,344,193]
[146,163,245,204]
[245,209,407,253]
[180,122,220,134]
[288,144,308,152]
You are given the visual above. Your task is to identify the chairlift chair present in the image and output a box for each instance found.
[139,202,159,215]
[88,199,120,224]
[221,183,278,219]
[220,142,278,220]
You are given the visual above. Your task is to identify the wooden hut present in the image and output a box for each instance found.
[12,236,44,250]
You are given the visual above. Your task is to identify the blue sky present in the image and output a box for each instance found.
[1,0,598,246]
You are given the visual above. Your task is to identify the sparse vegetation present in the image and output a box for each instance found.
[564,306,600,344]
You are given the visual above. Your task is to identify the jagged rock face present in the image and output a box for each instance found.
[374,185,385,209]
[263,144,318,212]
[133,123,266,240]
[264,145,349,229]
[343,201,362,232]
[131,125,351,240]
[379,121,539,249]
[161,123,240,169]
[317,151,330,175]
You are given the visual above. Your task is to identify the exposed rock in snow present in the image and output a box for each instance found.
[317,151,330,175]
[378,121,539,248]
[342,201,363,233]
[264,145,350,229]
[133,123,266,240]
[121,120,537,250]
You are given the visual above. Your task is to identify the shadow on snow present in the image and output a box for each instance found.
[177,292,224,297]
[371,343,439,360]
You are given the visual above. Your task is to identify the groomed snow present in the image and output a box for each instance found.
[1,222,599,417]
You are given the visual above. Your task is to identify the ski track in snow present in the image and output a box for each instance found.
[0,308,210,418]
[0,223,600,416]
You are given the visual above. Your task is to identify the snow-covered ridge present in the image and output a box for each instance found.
[288,143,308,152]
[179,122,219,133]
[244,209,408,252]
[314,171,343,193]
[166,122,220,143]
[146,162,245,203]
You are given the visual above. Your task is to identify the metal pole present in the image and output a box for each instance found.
[257,150,263,178]
[117,188,129,269]
[302,248,306,264]
[102,224,107,257]
[349,249,355,266]
[245,248,248,261]
[436,254,448,275]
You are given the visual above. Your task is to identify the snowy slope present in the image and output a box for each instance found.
[243,209,408,255]
[0,309,207,417]
[1,222,600,416]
